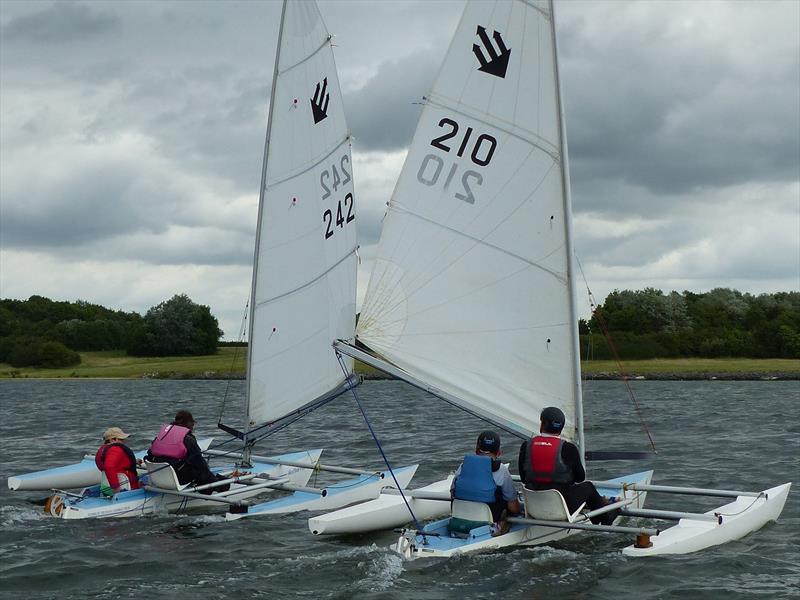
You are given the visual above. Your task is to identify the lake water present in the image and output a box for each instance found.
[0,379,797,599]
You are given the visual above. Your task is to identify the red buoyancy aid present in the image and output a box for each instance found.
[148,424,190,459]
[95,443,140,489]
[528,435,573,486]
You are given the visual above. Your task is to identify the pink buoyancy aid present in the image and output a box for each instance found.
[149,424,190,459]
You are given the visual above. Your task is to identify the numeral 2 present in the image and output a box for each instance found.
[320,155,352,200]
[323,192,354,240]
[429,118,497,167]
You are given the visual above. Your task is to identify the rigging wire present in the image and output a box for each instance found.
[217,300,250,427]
[576,256,658,453]
[335,350,426,535]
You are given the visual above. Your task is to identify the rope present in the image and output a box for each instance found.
[217,300,250,426]
[576,256,658,453]
[716,493,765,518]
[335,350,426,535]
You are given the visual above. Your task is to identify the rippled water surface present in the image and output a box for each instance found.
[1,379,797,599]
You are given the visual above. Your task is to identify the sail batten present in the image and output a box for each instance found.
[246,0,356,428]
[423,94,561,159]
[265,134,350,190]
[358,0,577,440]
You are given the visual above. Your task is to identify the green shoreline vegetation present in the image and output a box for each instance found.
[2,289,798,380]
[0,348,797,380]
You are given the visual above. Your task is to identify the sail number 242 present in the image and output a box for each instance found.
[417,117,497,204]
[321,155,354,240]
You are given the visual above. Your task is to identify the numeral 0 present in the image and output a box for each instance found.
[430,118,497,167]
[417,154,482,204]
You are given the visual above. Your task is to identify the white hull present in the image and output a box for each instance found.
[622,482,792,557]
[309,476,453,535]
[45,450,322,520]
[7,439,213,491]
[395,471,653,560]
[228,465,420,521]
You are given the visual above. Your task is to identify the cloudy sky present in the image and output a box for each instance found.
[1,0,798,339]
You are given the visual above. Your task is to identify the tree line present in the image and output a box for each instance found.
[581,288,800,360]
[0,294,223,368]
[1,287,797,369]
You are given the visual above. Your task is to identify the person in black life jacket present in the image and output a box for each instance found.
[518,406,619,526]
[450,431,522,528]
[145,410,230,494]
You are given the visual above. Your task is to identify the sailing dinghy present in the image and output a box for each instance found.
[6,0,418,520]
[320,0,790,559]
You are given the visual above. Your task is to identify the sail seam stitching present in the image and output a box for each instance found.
[255,245,357,308]
[388,202,565,279]
[266,135,350,190]
[424,95,560,162]
[278,36,331,75]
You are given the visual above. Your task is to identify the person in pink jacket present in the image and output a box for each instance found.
[145,410,228,493]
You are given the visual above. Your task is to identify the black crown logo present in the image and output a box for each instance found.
[472,25,511,79]
[310,77,330,124]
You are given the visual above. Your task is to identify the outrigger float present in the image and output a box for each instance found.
[388,474,790,559]
[10,443,417,521]
[303,0,791,560]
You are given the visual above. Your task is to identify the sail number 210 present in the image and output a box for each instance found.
[417,117,497,204]
[321,155,354,240]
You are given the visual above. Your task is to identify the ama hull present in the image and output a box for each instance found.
[395,471,653,560]
[46,450,322,520]
[309,475,453,535]
[7,438,214,491]
[622,482,792,557]
[228,465,420,521]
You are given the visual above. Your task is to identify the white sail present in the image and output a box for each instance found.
[247,0,357,428]
[358,0,581,440]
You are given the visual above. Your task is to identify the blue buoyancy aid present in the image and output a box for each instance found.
[453,454,498,503]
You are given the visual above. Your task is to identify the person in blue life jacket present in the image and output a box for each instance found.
[450,431,522,530]
[518,406,619,525]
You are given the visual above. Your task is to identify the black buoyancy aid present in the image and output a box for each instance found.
[525,435,573,486]
[95,442,137,472]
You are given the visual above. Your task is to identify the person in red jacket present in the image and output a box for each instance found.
[518,407,619,525]
[95,426,140,496]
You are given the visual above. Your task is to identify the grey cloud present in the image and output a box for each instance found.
[2,1,119,44]
[344,51,438,152]
[3,163,172,249]
[560,4,800,204]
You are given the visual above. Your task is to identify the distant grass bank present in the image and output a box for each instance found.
[581,358,800,380]
[0,348,248,379]
[0,350,797,380]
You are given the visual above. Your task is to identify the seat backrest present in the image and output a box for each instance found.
[99,472,133,497]
[522,487,584,522]
[99,472,113,497]
[144,460,184,490]
[451,499,493,524]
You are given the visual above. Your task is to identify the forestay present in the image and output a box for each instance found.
[357,0,581,440]
[247,0,357,428]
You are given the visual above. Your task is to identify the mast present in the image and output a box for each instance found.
[244,0,288,455]
[550,0,585,464]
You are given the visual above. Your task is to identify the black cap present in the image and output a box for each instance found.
[540,406,565,433]
[477,430,501,453]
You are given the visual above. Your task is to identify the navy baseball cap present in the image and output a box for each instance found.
[477,430,501,452]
